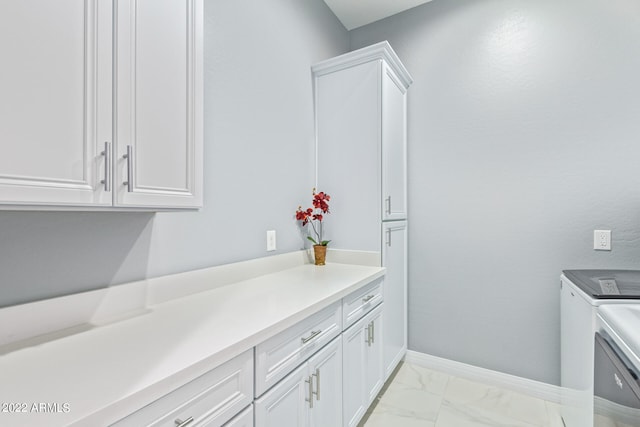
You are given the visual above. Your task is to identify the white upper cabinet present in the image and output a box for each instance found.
[0,0,113,207]
[115,0,203,208]
[381,64,407,221]
[0,0,202,210]
[313,41,412,250]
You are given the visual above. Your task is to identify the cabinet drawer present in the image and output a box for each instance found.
[255,301,342,397]
[112,349,253,427]
[342,277,383,330]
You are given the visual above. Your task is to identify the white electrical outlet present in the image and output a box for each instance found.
[594,230,611,251]
[266,230,276,251]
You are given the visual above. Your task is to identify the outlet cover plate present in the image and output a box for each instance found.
[266,230,276,251]
[594,230,611,251]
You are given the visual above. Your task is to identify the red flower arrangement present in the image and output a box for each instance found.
[295,189,331,246]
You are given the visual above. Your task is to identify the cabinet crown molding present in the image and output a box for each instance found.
[312,41,413,88]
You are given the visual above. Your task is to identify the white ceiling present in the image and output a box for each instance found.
[323,0,433,30]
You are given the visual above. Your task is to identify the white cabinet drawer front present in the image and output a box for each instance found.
[113,349,253,427]
[255,302,342,397]
[342,277,383,330]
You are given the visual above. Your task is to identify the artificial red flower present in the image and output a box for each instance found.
[312,191,331,213]
[295,206,314,226]
[295,189,332,246]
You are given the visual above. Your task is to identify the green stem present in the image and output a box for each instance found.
[308,218,321,244]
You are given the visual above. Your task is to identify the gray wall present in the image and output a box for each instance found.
[0,0,349,308]
[350,0,640,385]
[5,0,640,388]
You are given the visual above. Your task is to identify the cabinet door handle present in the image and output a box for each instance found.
[371,320,375,344]
[305,376,314,408]
[100,141,111,192]
[385,196,392,215]
[123,145,134,192]
[362,294,375,303]
[386,228,392,247]
[312,368,320,401]
[366,324,372,346]
[174,417,194,427]
[301,330,322,344]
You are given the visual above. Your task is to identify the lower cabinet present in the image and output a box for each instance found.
[255,302,342,397]
[110,277,385,427]
[112,349,253,427]
[308,337,343,427]
[255,337,343,427]
[382,221,407,380]
[220,404,254,427]
[342,304,384,427]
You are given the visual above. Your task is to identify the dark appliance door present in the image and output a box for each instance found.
[594,333,640,426]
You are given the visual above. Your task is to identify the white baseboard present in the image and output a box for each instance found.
[404,350,561,403]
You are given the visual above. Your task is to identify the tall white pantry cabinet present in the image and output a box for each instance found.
[0,0,202,209]
[313,42,412,380]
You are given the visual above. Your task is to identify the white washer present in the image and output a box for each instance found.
[594,305,640,426]
[560,270,640,427]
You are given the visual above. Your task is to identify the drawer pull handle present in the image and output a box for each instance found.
[313,368,321,401]
[305,376,314,408]
[362,295,375,303]
[175,417,194,427]
[301,330,322,344]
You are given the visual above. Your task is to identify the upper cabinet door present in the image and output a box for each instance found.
[381,65,407,221]
[115,0,203,208]
[314,42,411,232]
[0,0,112,207]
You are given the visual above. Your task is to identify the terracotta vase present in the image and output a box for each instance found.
[313,245,327,266]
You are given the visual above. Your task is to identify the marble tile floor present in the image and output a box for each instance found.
[360,362,565,427]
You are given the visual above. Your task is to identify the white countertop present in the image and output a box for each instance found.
[0,259,384,426]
